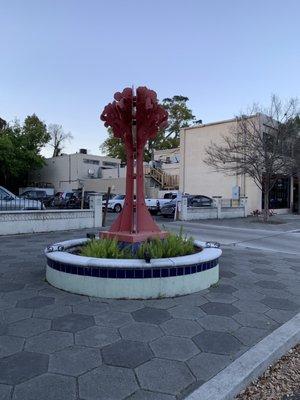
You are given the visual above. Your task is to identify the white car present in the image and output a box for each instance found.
[106,194,126,213]
[0,186,44,211]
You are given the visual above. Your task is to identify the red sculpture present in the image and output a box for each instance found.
[100,87,169,243]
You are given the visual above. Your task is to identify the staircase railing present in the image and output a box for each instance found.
[144,166,179,189]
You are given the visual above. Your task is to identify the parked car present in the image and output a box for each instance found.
[188,195,213,207]
[160,195,213,218]
[160,199,177,218]
[51,192,76,208]
[106,194,126,213]
[0,186,44,210]
[145,192,178,213]
[19,189,54,207]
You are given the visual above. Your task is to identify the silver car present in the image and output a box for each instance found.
[0,186,44,211]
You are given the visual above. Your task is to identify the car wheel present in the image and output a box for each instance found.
[114,204,122,213]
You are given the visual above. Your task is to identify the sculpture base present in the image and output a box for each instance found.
[100,230,169,243]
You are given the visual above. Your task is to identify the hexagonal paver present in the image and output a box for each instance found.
[73,301,109,315]
[257,280,286,290]
[12,373,76,400]
[94,310,133,327]
[3,289,38,303]
[143,298,178,309]
[193,331,244,355]
[233,300,270,314]
[79,365,138,400]
[233,312,278,329]
[0,282,24,293]
[55,293,88,306]
[0,323,7,336]
[187,352,231,380]
[102,340,152,368]
[7,318,51,338]
[197,315,240,332]
[49,346,102,376]
[233,327,268,346]
[120,322,163,342]
[220,270,236,278]
[16,296,55,309]
[127,390,176,400]
[25,330,73,354]
[252,268,278,276]
[51,313,95,333]
[0,336,24,358]
[200,302,239,317]
[132,307,171,325]
[136,358,195,395]
[261,297,299,311]
[0,299,16,310]
[161,318,203,338]
[173,294,208,307]
[75,325,120,348]
[266,309,296,324]
[0,384,12,399]
[0,351,48,385]
[169,305,205,320]
[204,293,237,304]
[33,304,72,319]
[150,335,199,361]
[110,299,144,312]
[0,307,33,323]
[232,289,265,301]
[210,284,237,294]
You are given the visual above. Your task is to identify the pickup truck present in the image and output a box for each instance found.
[106,193,178,213]
[145,192,178,213]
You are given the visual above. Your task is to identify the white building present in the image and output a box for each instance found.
[180,116,295,214]
[30,150,125,193]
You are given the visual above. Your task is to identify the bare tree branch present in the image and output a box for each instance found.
[48,124,73,157]
[204,95,299,221]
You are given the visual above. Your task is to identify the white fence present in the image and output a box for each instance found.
[179,196,247,221]
[0,195,102,236]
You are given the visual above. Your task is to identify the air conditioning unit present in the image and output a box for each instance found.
[88,168,95,177]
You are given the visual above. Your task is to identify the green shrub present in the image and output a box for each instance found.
[80,229,195,260]
[81,238,131,259]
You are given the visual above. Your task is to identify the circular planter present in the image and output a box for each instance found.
[45,238,221,299]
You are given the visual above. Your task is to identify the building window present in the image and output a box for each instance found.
[83,159,99,165]
[102,161,117,167]
[265,177,291,209]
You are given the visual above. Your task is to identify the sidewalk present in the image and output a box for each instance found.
[0,229,299,399]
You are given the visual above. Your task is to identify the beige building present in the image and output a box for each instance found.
[180,116,293,214]
[30,150,125,193]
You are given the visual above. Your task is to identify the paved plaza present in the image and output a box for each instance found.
[0,220,299,400]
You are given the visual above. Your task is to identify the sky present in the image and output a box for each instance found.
[1,0,299,157]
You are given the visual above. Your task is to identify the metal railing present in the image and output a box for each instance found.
[0,197,44,211]
[221,198,242,208]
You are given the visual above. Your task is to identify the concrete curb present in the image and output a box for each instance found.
[185,312,300,400]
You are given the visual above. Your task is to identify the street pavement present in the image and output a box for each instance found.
[106,212,300,255]
[0,215,299,399]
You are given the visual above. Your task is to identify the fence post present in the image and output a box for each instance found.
[89,194,102,227]
[179,196,188,220]
[212,196,222,219]
[240,196,248,217]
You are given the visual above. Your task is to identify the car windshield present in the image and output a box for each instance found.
[164,199,176,205]
[0,187,16,199]
[113,195,125,200]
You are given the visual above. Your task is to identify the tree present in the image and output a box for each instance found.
[162,95,196,139]
[204,96,298,222]
[48,124,73,157]
[291,116,300,214]
[100,95,197,162]
[0,114,50,190]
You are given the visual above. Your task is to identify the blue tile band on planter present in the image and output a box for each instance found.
[45,238,221,299]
